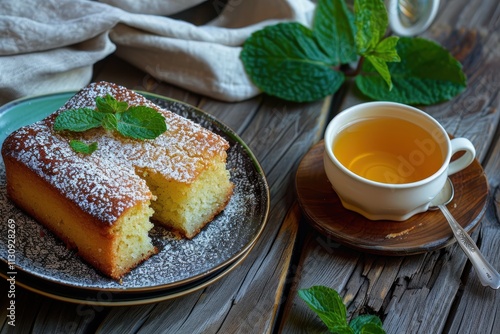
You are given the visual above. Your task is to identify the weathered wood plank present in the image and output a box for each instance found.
[91,55,331,333]
[445,63,500,334]
[32,297,108,334]
[277,226,361,333]
[216,202,302,334]
[0,284,44,333]
[424,28,500,162]
[199,96,264,135]
[279,1,500,332]
[194,96,330,333]
[437,14,500,332]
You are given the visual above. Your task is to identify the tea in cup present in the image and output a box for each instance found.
[323,102,475,221]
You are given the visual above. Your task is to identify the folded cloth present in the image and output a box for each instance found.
[0,0,314,105]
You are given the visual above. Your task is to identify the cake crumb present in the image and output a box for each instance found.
[385,225,417,239]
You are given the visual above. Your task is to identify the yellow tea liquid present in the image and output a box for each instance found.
[333,117,444,184]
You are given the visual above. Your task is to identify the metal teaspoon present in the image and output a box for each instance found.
[429,178,500,289]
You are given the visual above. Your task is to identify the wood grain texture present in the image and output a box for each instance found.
[91,55,332,333]
[280,1,500,333]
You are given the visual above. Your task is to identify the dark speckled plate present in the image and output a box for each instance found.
[0,91,269,303]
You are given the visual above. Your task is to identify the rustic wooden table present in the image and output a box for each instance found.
[1,0,499,333]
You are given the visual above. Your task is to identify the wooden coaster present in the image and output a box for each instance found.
[295,140,489,256]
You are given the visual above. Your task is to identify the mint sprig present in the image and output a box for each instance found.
[240,0,466,105]
[298,286,385,334]
[54,94,167,154]
[96,94,128,114]
[69,140,98,155]
[356,37,467,104]
[116,106,168,140]
[53,108,104,132]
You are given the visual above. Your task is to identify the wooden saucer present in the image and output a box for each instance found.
[295,140,489,256]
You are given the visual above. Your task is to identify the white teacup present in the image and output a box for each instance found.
[323,102,475,221]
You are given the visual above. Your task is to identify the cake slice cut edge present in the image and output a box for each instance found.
[3,155,158,280]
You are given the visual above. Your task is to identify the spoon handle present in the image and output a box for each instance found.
[438,204,500,289]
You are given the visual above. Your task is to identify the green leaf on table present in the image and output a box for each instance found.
[354,0,400,89]
[240,22,345,102]
[298,286,350,332]
[116,105,167,140]
[354,0,388,54]
[69,140,98,155]
[239,0,465,105]
[313,0,357,64]
[367,36,400,62]
[350,314,385,334]
[53,108,104,132]
[299,285,386,334]
[364,55,393,90]
[355,37,467,105]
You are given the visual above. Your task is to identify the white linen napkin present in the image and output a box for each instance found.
[0,0,315,105]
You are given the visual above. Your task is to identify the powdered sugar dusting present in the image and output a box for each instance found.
[3,121,151,223]
[2,82,230,224]
[0,89,269,295]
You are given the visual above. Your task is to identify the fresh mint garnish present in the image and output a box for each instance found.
[240,0,466,105]
[116,106,168,140]
[53,108,104,132]
[69,140,98,155]
[356,37,467,104]
[298,286,385,334]
[96,94,128,114]
[54,94,167,154]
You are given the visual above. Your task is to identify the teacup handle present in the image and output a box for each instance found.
[448,138,476,175]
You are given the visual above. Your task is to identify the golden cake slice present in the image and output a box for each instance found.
[1,81,234,279]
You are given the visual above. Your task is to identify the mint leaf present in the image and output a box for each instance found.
[101,113,118,131]
[54,108,104,132]
[354,0,399,89]
[239,0,466,105]
[298,286,350,332]
[313,0,357,64]
[116,106,167,140]
[356,37,467,104]
[362,36,401,89]
[358,323,385,334]
[364,55,393,89]
[369,36,400,62]
[69,140,98,155]
[299,286,386,334]
[354,0,388,54]
[331,325,355,334]
[96,95,115,114]
[55,94,168,155]
[96,94,128,113]
[350,315,384,334]
[240,22,344,102]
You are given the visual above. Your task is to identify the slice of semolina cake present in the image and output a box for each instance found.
[1,81,234,279]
